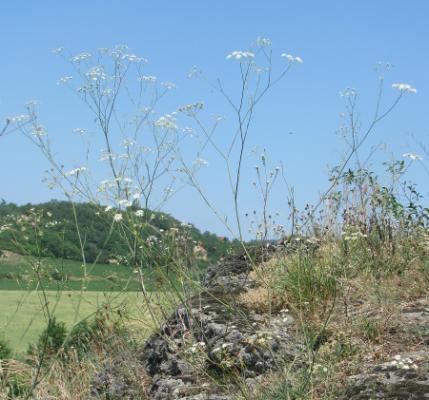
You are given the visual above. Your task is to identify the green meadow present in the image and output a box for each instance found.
[0,254,184,354]
[0,290,173,355]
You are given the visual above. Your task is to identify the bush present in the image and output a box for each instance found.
[29,317,67,359]
[0,337,11,359]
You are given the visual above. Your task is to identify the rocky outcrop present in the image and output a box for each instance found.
[90,245,301,399]
[342,301,429,399]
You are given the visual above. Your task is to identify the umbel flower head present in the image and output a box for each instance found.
[392,83,417,93]
[226,51,255,60]
[403,152,423,161]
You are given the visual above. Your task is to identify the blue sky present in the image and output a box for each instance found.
[1,1,428,236]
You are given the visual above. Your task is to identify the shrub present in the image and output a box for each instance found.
[29,317,67,359]
[0,337,11,360]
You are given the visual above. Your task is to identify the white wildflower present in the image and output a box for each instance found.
[105,205,113,212]
[71,52,91,62]
[6,114,28,124]
[281,53,303,63]
[403,152,423,161]
[340,87,357,97]
[32,125,46,137]
[226,50,255,60]
[85,66,106,81]
[135,210,144,217]
[161,81,176,89]
[58,75,73,84]
[113,213,123,222]
[122,138,136,147]
[66,167,87,176]
[392,83,417,93]
[155,115,177,130]
[256,37,272,47]
[193,157,208,167]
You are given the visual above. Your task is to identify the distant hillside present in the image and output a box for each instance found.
[0,200,236,265]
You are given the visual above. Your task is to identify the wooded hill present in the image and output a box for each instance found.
[0,200,236,265]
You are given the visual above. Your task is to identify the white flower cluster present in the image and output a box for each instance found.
[390,354,418,370]
[86,66,106,81]
[7,114,29,124]
[32,125,46,137]
[66,167,87,176]
[193,157,209,167]
[122,138,136,147]
[99,151,117,162]
[340,87,357,97]
[226,51,255,60]
[161,81,176,89]
[403,152,423,161]
[122,53,145,62]
[186,341,206,355]
[113,213,123,222]
[281,53,303,63]
[71,52,91,62]
[392,83,417,93]
[135,209,144,217]
[155,114,177,130]
[256,37,272,47]
[58,75,72,84]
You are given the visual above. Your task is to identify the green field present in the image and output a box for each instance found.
[0,289,175,355]
[0,253,149,291]
[0,253,201,354]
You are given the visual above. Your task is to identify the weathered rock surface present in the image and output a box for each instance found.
[90,246,301,399]
[342,301,429,399]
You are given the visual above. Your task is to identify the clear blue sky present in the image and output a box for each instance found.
[1,1,428,236]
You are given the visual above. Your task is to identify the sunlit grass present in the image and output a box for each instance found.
[0,290,168,355]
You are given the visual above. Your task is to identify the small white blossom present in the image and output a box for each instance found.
[403,152,423,161]
[86,66,106,81]
[71,52,91,62]
[193,157,208,167]
[256,37,272,47]
[66,167,87,176]
[281,53,303,63]
[161,81,176,89]
[105,205,113,212]
[392,83,417,93]
[58,75,73,84]
[226,51,255,60]
[6,114,28,124]
[155,115,177,130]
[113,213,123,222]
[135,210,144,217]
[340,87,357,97]
[32,125,46,137]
